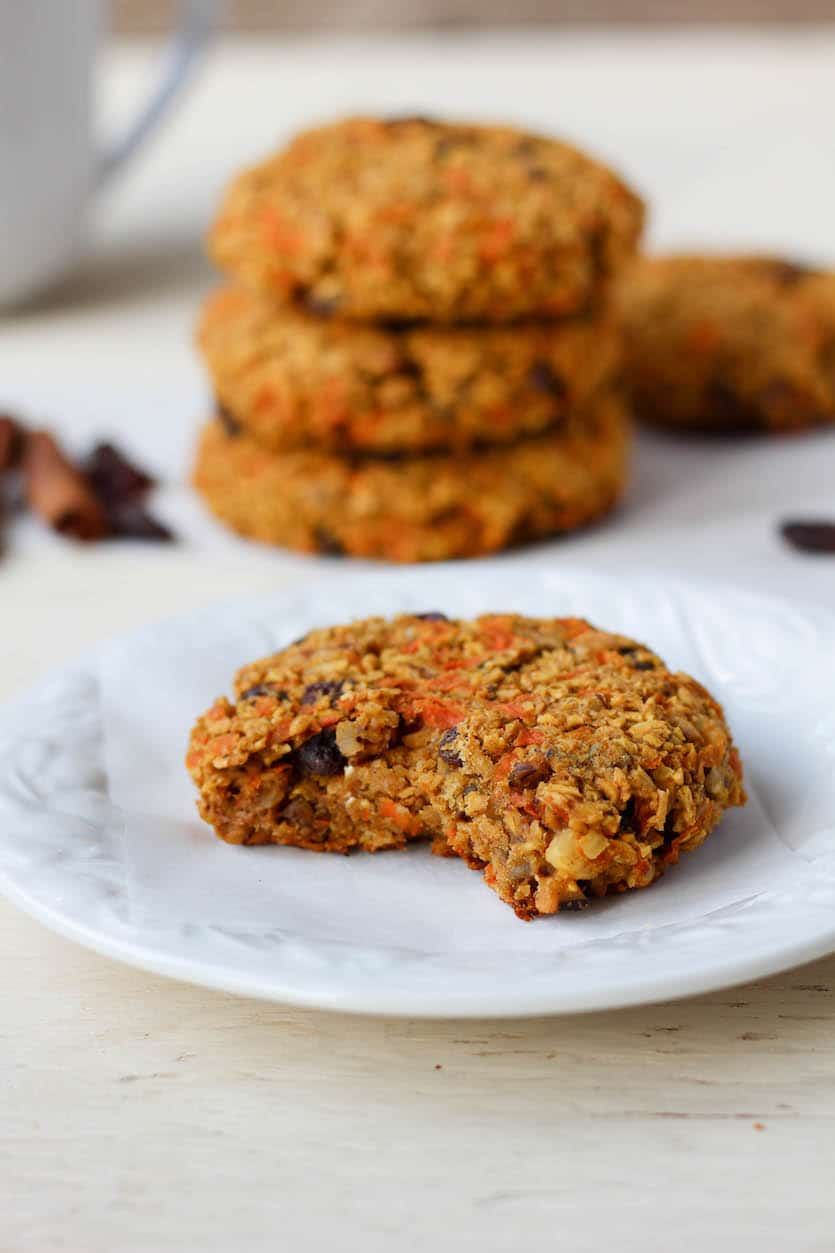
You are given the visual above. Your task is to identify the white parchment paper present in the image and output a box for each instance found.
[94,568,832,957]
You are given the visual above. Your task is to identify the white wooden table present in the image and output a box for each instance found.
[3,32,835,1251]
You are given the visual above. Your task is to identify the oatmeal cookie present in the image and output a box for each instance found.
[192,388,630,562]
[198,285,621,454]
[209,116,644,323]
[187,613,745,918]
[618,254,835,432]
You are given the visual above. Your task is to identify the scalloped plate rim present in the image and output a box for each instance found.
[2,562,835,1017]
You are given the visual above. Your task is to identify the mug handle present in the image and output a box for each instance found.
[97,0,218,185]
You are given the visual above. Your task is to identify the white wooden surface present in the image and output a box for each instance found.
[3,33,835,1251]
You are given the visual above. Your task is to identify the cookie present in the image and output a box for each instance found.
[618,254,835,432]
[192,388,630,563]
[209,116,645,324]
[187,614,745,918]
[197,285,622,454]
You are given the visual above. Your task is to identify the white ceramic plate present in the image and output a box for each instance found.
[2,564,835,1017]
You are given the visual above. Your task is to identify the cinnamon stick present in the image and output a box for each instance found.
[0,414,23,472]
[23,431,109,541]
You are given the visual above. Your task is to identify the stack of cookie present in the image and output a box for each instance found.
[193,117,644,562]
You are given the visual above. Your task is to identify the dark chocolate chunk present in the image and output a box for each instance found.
[217,403,242,437]
[632,660,656,671]
[508,758,551,789]
[301,679,344,706]
[438,727,463,767]
[527,361,567,399]
[781,519,835,554]
[295,727,346,776]
[414,612,449,622]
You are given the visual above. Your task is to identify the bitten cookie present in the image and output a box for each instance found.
[187,613,745,918]
[192,388,630,562]
[198,285,622,454]
[618,254,835,432]
[209,116,644,323]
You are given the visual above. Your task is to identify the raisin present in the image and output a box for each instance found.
[313,527,345,557]
[217,403,241,437]
[383,114,437,127]
[619,798,637,833]
[301,679,344,706]
[414,611,449,622]
[705,378,762,430]
[527,361,566,398]
[438,727,463,767]
[560,899,591,912]
[508,758,551,789]
[767,259,812,287]
[781,519,835,553]
[295,728,346,776]
[632,660,656,671]
[240,684,286,701]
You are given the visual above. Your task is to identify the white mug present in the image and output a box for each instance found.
[0,0,215,306]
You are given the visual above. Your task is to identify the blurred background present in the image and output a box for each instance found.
[115,0,830,27]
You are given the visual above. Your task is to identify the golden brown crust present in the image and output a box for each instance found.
[209,116,645,324]
[186,614,745,918]
[618,254,835,432]
[197,285,622,454]
[191,389,630,562]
